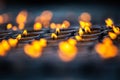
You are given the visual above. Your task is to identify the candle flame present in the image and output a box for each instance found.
[95,37,118,59]
[105,18,114,28]
[33,22,42,30]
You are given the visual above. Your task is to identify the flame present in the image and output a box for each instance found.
[113,26,120,34]
[12,26,18,31]
[95,38,118,59]
[50,23,56,29]
[24,44,42,58]
[78,28,84,36]
[108,32,117,39]
[56,28,60,34]
[105,18,114,28]
[6,23,12,30]
[1,40,11,51]
[62,20,70,29]
[8,38,18,47]
[23,29,27,35]
[58,40,78,62]
[16,34,22,40]
[0,14,9,24]
[51,33,57,39]
[75,35,82,41]
[33,22,42,30]
[79,12,91,22]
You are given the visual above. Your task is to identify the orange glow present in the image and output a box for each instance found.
[95,38,118,59]
[51,33,57,39]
[39,38,47,47]
[18,23,25,30]
[23,29,27,36]
[67,38,77,46]
[16,10,28,24]
[61,23,66,29]
[79,21,91,29]
[108,32,117,39]
[24,44,42,58]
[1,40,10,51]
[75,35,82,41]
[50,23,56,29]
[79,12,91,22]
[62,20,70,28]
[0,44,6,56]
[78,28,84,36]
[58,41,78,62]
[105,18,114,27]
[35,10,53,28]
[0,15,4,24]
[16,34,21,40]
[56,28,60,34]
[113,26,120,34]
[6,23,12,29]
[33,22,42,30]
[8,38,18,47]
[12,26,18,31]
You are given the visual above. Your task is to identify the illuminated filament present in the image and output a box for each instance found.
[78,28,84,36]
[56,28,60,34]
[105,18,114,28]
[16,34,22,40]
[51,33,57,39]
[23,29,27,35]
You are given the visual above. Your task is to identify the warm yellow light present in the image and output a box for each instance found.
[95,38,118,59]
[78,28,84,36]
[108,32,117,39]
[8,38,18,47]
[105,18,114,27]
[6,23,12,30]
[23,29,27,36]
[75,35,82,41]
[16,34,22,40]
[33,22,42,30]
[51,33,57,39]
